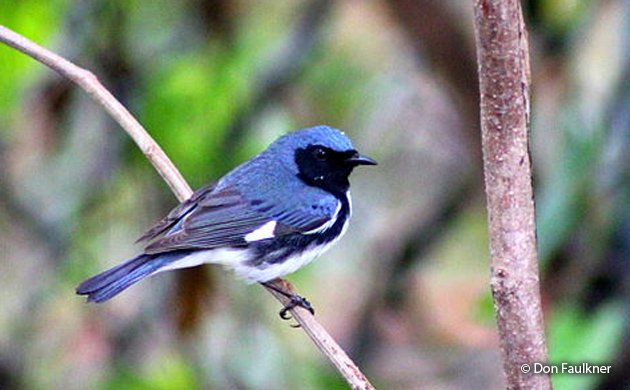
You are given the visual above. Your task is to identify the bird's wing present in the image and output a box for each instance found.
[135,182,217,243]
[142,185,336,254]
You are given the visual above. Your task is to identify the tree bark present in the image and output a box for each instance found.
[471,1,552,389]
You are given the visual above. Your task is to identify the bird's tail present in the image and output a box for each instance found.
[76,252,186,303]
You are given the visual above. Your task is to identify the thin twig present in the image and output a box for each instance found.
[0,25,191,201]
[0,24,374,390]
[471,1,551,389]
[264,280,374,390]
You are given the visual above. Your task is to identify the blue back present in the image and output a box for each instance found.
[217,125,354,220]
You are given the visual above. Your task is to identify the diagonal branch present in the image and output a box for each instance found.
[0,24,374,390]
[0,25,191,201]
[264,279,374,389]
[471,1,551,389]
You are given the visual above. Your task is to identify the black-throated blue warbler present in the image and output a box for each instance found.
[76,125,376,318]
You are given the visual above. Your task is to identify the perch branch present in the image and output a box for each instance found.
[0,24,374,390]
[264,279,374,389]
[471,1,551,389]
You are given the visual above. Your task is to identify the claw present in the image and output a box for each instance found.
[261,281,316,324]
[278,294,315,321]
[279,306,300,327]
[279,305,292,320]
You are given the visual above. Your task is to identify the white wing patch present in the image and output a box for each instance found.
[234,194,352,283]
[233,218,350,283]
[244,220,277,242]
[153,192,354,283]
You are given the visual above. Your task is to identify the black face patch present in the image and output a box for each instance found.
[294,145,358,195]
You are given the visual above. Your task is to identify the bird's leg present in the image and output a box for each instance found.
[261,281,315,321]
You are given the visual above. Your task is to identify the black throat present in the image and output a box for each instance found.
[294,146,355,198]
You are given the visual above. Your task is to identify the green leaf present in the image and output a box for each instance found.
[548,302,625,390]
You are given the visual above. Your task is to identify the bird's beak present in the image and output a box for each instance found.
[347,152,377,166]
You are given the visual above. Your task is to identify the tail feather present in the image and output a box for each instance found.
[76,252,184,303]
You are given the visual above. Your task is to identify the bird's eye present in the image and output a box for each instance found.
[313,148,328,161]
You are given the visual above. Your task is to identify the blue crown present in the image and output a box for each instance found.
[270,125,354,153]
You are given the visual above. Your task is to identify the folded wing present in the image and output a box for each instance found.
[142,185,337,254]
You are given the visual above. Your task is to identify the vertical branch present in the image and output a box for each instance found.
[471,1,551,389]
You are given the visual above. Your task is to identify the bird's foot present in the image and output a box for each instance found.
[279,294,314,320]
[262,281,315,325]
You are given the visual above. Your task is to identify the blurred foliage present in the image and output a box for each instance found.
[104,353,198,390]
[548,303,625,390]
[1,0,629,389]
[549,302,627,389]
[0,0,70,119]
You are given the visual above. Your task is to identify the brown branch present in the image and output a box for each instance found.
[0,24,374,390]
[264,280,374,389]
[471,1,551,389]
[0,25,191,201]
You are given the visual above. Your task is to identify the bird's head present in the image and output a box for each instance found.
[270,126,377,195]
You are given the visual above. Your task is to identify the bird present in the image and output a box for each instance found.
[76,125,376,318]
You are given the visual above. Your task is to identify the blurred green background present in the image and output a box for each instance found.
[0,1,628,389]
